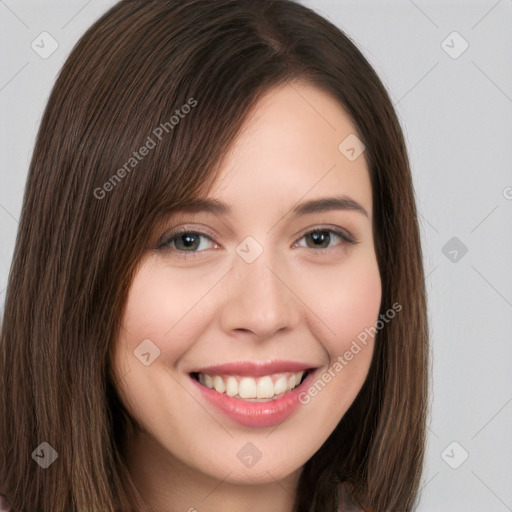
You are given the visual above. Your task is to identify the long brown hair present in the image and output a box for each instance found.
[0,1,428,511]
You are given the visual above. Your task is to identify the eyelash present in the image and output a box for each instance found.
[156,226,358,257]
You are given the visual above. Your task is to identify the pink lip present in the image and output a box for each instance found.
[189,367,318,428]
[190,359,316,377]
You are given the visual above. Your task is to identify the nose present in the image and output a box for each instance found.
[218,250,300,340]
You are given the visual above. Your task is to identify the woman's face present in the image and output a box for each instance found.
[112,81,381,489]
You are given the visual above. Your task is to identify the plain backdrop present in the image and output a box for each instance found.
[1,1,511,511]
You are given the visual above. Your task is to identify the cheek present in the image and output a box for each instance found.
[296,251,382,349]
[117,260,216,364]
[278,255,381,440]
[111,262,207,418]
[293,254,381,420]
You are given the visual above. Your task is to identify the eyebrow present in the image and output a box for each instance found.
[172,195,369,218]
[291,196,368,218]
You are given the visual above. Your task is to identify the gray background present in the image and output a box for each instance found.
[1,1,511,510]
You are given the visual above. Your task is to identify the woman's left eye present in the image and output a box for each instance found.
[157,227,356,254]
[294,229,355,250]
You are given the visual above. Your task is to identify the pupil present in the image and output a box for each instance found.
[178,233,199,250]
[309,231,329,248]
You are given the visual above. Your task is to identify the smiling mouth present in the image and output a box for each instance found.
[190,370,312,401]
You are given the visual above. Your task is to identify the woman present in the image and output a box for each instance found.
[0,1,429,511]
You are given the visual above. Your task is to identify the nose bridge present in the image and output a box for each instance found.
[219,241,299,338]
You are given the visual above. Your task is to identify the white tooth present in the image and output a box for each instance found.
[256,376,274,399]
[225,376,238,397]
[274,376,288,395]
[203,374,213,389]
[212,375,226,393]
[201,371,306,399]
[239,377,257,399]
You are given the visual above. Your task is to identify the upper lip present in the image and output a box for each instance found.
[190,360,318,377]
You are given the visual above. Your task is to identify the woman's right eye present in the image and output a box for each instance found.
[158,230,217,252]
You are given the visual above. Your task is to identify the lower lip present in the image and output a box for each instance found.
[190,370,317,428]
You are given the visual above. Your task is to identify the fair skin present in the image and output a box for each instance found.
[112,81,382,512]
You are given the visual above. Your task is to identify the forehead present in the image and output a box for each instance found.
[207,81,373,220]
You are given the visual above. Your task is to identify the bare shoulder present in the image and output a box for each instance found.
[0,494,11,511]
